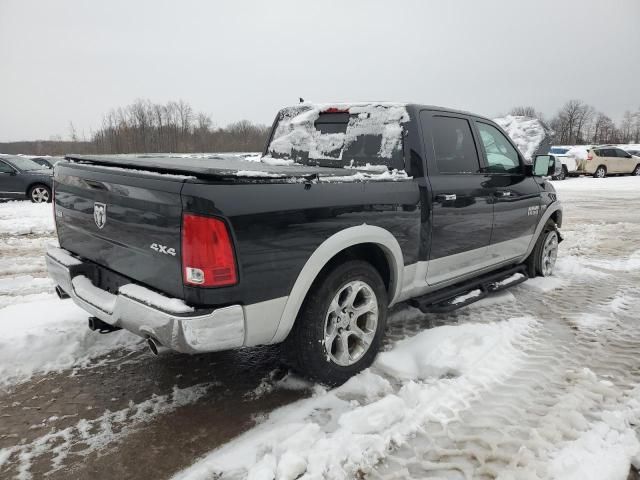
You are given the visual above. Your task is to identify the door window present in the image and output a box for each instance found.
[429,116,481,174]
[476,122,521,173]
[614,149,631,158]
[0,161,14,173]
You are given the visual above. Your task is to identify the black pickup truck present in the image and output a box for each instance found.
[46,102,563,385]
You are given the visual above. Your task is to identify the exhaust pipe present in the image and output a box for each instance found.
[55,286,70,299]
[147,338,170,356]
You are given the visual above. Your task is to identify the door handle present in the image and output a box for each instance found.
[494,190,513,198]
[435,193,457,202]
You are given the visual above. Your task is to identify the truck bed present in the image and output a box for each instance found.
[64,153,359,181]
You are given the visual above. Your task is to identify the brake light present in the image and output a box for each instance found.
[181,213,238,287]
[323,107,349,113]
[587,153,593,161]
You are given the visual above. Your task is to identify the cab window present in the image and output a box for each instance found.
[476,122,521,174]
[427,115,481,174]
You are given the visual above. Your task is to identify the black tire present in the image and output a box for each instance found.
[284,260,388,386]
[526,220,559,278]
[632,164,640,176]
[593,165,606,178]
[28,184,51,203]
[553,166,568,181]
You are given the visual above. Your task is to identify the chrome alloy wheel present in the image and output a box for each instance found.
[595,167,606,178]
[541,230,559,276]
[31,186,50,203]
[323,280,378,367]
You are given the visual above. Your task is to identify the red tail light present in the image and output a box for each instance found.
[181,213,238,287]
[587,153,593,161]
[323,107,349,113]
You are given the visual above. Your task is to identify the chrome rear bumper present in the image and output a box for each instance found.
[45,246,245,353]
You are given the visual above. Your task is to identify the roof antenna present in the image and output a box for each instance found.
[299,97,305,103]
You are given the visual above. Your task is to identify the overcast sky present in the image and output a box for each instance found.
[1,0,639,142]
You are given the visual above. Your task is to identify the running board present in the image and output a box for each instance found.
[409,265,528,314]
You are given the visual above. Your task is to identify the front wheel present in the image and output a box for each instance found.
[284,260,388,386]
[553,166,567,181]
[526,221,559,277]
[632,165,640,176]
[29,184,51,203]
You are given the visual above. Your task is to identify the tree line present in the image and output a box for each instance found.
[510,101,640,145]
[2,98,639,157]
[92,99,271,154]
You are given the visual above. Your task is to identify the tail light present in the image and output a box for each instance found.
[181,213,238,287]
[587,153,593,161]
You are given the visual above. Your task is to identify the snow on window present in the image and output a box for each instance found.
[266,103,409,166]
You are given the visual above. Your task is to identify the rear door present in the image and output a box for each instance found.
[54,163,187,298]
[599,148,618,173]
[420,111,494,285]
[473,120,541,262]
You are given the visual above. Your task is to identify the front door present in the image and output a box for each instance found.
[420,111,494,285]
[473,121,541,262]
[0,161,19,198]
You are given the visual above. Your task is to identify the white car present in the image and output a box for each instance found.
[549,146,578,180]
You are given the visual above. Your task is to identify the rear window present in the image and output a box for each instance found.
[550,147,570,154]
[266,104,408,168]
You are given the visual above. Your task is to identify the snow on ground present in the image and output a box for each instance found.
[0,383,213,478]
[173,317,537,480]
[0,298,141,387]
[0,201,54,236]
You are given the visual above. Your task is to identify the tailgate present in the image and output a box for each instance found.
[54,162,187,298]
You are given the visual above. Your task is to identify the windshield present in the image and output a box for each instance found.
[550,147,570,154]
[5,157,47,171]
[266,104,408,169]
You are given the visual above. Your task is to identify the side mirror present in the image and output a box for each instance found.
[533,155,561,177]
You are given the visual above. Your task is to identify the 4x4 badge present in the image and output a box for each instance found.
[94,202,107,229]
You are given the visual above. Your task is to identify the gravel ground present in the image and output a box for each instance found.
[1,176,640,479]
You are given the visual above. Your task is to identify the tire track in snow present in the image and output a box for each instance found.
[372,238,640,479]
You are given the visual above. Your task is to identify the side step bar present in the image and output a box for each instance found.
[409,265,529,313]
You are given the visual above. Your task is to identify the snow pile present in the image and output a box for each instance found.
[172,316,536,480]
[267,103,409,162]
[0,201,54,236]
[493,115,548,161]
[566,145,590,160]
[0,298,141,387]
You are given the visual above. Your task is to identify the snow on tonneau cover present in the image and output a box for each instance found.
[55,103,411,300]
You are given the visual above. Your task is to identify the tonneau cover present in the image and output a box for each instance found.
[64,153,357,180]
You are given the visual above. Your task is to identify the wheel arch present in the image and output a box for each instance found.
[519,202,562,263]
[270,225,404,343]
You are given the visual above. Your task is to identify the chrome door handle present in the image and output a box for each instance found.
[495,190,513,198]
[436,194,457,201]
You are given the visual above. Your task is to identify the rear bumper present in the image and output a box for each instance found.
[45,246,245,353]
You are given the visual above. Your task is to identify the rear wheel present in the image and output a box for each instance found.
[284,260,388,386]
[526,220,559,277]
[593,165,607,178]
[29,184,51,203]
